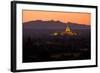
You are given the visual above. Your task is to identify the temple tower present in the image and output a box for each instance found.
[65,25,71,32]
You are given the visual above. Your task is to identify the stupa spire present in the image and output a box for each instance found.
[65,25,71,32]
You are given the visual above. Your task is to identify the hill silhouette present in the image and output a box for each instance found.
[23,20,90,38]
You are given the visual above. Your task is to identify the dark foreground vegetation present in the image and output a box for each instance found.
[23,35,91,63]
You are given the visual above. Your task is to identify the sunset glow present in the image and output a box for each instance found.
[22,10,91,25]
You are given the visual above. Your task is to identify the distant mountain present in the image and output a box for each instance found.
[23,20,90,38]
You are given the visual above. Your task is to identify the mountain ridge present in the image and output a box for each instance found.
[23,20,90,38]
[23,20,90,26]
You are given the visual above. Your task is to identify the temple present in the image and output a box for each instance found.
[63,25,77,36]
[51,25,77,36]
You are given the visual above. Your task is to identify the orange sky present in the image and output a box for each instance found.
[22,10,91,25]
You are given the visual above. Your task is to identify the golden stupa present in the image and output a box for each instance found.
[63,25,77,36]
[51,25,77,36]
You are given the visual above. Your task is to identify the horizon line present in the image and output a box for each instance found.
[23,20,90,26]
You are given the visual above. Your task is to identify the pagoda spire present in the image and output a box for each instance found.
[65,25,71,32]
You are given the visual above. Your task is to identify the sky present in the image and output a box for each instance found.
[22,10,91,25]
